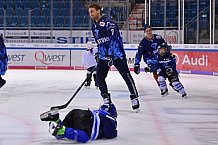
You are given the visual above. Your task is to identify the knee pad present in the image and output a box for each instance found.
[158,76,167,90]
[158,76,165,82]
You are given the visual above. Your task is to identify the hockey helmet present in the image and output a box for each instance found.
[158,43,168,56]
[86,41,94,51]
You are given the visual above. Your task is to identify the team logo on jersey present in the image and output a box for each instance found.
[151,43,157,49]
[99,22,105,27]
[156,35,162,39]
[106,22,116,29]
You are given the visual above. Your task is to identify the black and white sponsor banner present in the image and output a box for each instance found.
[1,29,180,44]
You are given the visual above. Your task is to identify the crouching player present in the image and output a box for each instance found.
[0,35,8,88]
[40,104,117,143]
[145,43,187,98]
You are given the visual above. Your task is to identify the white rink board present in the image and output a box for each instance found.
[5,43,218,75]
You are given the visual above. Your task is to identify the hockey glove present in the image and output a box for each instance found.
[144,67,150,72]
[105,56,113,67]
[94,52,99,63]
[134,64,140,74]
[166,68,173,76]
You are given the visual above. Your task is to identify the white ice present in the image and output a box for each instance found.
[0,70,218,145]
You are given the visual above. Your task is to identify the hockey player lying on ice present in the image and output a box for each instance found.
[41,103,117,143]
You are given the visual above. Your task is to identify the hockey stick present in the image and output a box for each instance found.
[40,66,97,120]
[51,66,96,110]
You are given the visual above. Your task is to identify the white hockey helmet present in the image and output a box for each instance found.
[86,41,94,51]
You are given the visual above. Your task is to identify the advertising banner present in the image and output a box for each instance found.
[1,29,179,44]
[7,49,71,69]
[172,50,218,74]
[5,43,218,75]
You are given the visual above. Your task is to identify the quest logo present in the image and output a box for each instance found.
[7,54,26,64]
[34,51,66,65]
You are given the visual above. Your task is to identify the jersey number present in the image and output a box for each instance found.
[111,29,114,35]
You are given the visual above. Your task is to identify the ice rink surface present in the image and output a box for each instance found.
[0,70,218,145]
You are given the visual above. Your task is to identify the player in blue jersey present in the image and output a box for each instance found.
[0,34,8,88]
[145,43,187,98]
[88,3,140,111]
[134,24,169,85]
[41,104,117,143]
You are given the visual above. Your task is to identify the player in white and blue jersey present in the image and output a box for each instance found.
[82,42,98,88]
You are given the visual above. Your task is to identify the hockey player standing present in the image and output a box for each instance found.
[82,41,98,88]
[145,43,187,98]
[88,3,140,111]
[41,103,117,143]
[0,34,8,88]
[134,24,168,85]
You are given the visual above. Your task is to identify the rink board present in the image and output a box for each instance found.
[5,43,218,75]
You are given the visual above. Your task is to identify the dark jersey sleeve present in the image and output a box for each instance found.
[134,45,143,65]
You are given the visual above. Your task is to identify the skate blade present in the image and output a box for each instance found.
[161,92,169,97]
[40,108,59,121]
[134,108,140,113]
[182,95,188,99]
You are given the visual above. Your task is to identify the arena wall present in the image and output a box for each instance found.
[6,43,218,76]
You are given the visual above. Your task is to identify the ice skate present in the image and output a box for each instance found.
[161,89,169,97]
[182,92,188,99]
[101,93,111,104]
[84,81,91,89]
[95,82,99,89]
[0,79,6,88]
[130,95,140,113]
[100,93,112,111]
